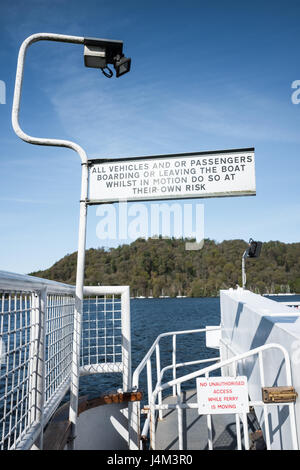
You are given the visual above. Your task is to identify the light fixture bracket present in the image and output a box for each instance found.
[84,37,123,65]
[83,37,131,78]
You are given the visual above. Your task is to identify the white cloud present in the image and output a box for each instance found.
[45,67,300,162]
[0,197,53,204]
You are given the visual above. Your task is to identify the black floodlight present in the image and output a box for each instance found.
[242,238,262,288]
[114,54,131,77]
[246,238,262,258]
[83,37,131,78]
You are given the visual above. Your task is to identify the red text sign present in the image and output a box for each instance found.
[196,376,249,414]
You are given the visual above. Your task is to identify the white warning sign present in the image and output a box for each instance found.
[196,376,249,415]
[88,148,255,203]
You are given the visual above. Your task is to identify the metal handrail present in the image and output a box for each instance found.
[141,356,219,441]
[0,270,75,294]
[147,342,298,450]
[130,326,221,449]
[132,326,221,389]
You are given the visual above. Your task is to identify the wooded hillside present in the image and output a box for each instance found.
[30,238,300,297]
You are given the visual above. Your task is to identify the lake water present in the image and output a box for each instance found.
[79,297,221,399]
[78,295,300,400]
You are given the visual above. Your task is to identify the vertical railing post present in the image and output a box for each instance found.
[35,288,47,449]
[121,287,131,392]
[149,393,156,450]
[258,350,271,450]
[28,289,46,449]
[28,293,39,428]
[242,251,247,289]
[172,334,176,396]
[147,359,153,404]
[242,412,250,449]
[69,162,89,449]
[147,359,154,446]
[129,367,140,450]
[235,414,242,450]
[156,343,163,420]
[176,383,183,450]
[206,372,213,450]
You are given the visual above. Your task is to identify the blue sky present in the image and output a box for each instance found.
[1,0,300,274]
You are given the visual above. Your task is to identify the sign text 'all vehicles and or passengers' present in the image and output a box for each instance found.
[87,147,256,204]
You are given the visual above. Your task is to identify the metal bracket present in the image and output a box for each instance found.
[262,386,298,403]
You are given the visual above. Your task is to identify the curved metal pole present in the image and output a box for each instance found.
[12,32,87,164]
[11,33,89,449]
[242,250,247,289]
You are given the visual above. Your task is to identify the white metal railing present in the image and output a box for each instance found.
[81,286,131,391]
[0,272,75,450]
[134,338,298,450]
[129,327,221,449]
[0,271,131,450]
[44,293,75,414]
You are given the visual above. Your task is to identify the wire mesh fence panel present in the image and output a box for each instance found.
[0,273,130,450]
[44,294,75,407]
[0,287,75,450]
[80,295,123,374]
[0,291,35,450]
